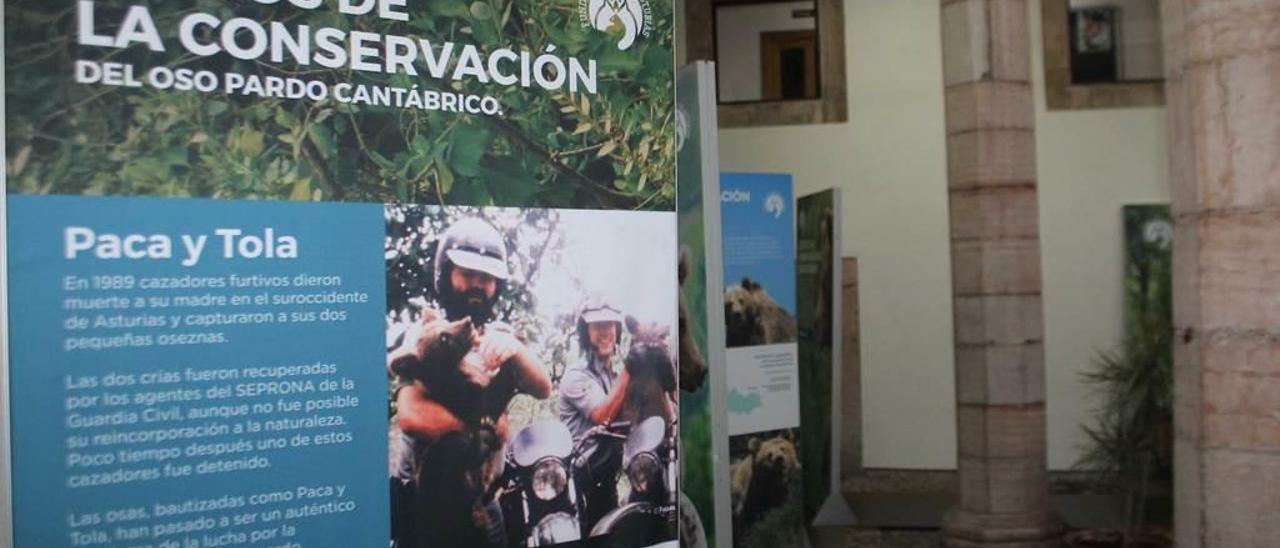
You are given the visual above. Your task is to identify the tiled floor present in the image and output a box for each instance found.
[810,526,940,548]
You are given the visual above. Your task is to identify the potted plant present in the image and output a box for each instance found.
[1071,207,1174,548]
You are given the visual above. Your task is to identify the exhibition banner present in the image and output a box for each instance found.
[3,1,679,547]
[795,188,853,527]
[1120,203,1173,406]
[721,174,798,435]
[1122,205,1172,335]
[719,173,804,548]
[674,61,729,548]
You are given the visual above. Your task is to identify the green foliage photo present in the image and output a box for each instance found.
[6,0,675,210]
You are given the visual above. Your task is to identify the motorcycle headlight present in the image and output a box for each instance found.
[626,452,664,494]
[531,459,568,501]
[531,512,580,546]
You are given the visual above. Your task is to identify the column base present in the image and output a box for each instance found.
[942,507,1064,548]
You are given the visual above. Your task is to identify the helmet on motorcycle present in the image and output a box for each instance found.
[576,294,624,357]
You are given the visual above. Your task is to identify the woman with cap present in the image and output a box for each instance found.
[558,294,632,528]
[559,295,631,438]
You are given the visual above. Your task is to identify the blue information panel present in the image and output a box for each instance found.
[720,173,800,434]
[720,174,797,317]
[719,173,807,548]
[8,196,387,547]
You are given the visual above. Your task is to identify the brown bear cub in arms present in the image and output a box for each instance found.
[388,307,520,426]
[618,315,679,425]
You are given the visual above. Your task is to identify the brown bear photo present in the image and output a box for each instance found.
[728,429,804,548]
[724,277,798,348]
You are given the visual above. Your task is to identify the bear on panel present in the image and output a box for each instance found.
[725,278,797,348]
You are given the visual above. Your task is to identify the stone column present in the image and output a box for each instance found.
[939,1,1060,546]
[1162,1,1280,546]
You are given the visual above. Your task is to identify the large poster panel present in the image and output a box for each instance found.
[3,1,679,547]
[675,61,727,548]
[719,173,804,548]
[674,62,729,548]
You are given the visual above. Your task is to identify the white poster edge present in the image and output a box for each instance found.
[1,1,15,542]
[692,60,734,548]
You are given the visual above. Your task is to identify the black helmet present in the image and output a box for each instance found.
[433,217,510,294]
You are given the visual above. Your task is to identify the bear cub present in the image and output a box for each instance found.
[389,307,519,426]
[618,315,678,425]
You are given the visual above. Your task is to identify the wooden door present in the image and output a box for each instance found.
[761,30,818,100]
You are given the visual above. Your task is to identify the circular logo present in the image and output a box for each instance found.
[1142,219,1173,249]
[580,0,652,51]
[764,193,785,218]
[675,107,689,153]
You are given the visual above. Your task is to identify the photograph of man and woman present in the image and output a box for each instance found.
[383,205,679,548]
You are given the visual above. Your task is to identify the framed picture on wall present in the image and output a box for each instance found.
[1073,7,1117,53]
[1069,6,1120,83]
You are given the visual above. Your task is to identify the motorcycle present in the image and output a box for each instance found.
[587,416,679,547]
[487,417,678,547]
[488,420,582,547]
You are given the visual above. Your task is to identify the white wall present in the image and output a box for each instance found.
[1032,0,1170,470]
[686,0,1169,470]
[717,1,957,469]
[715,1,815,102]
